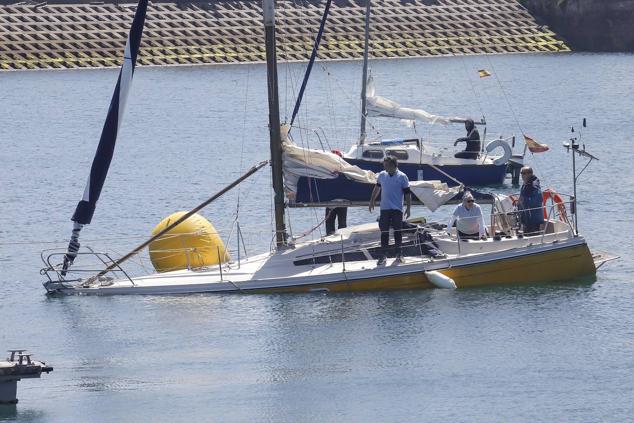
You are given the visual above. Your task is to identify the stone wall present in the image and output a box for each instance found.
[522,0,634,51]
[1,0,568,71]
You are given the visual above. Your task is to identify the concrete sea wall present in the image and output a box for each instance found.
[1,0,568,71]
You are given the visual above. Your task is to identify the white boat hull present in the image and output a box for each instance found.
[44,233,596,296]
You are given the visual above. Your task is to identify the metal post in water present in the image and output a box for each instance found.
[1,351,53,404]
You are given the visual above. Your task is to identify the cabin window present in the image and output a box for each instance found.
[362,150,384,159]
[386,149,409,160]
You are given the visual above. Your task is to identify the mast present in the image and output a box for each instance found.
[359,0,371,144]
[263,0,287,247]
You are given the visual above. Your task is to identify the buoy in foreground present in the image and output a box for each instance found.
[149,212,230,273]
[425,271,457,289]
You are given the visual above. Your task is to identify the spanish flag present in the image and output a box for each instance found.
[478,69,491,78]
[524,134,549,153]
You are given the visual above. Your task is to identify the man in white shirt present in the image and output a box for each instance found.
[447,191,487,240]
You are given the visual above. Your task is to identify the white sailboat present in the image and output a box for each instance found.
[41,0,615,296]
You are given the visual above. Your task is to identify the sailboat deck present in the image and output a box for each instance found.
[61,222,590,295]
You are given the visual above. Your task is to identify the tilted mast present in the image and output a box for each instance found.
[262,0,287,247]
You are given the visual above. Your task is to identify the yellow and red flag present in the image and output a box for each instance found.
[478,69,491,78]
[524,134,549,153]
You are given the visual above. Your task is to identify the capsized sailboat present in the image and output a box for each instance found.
[41,0,615,296]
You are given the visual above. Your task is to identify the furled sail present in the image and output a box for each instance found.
[366,74,465,125]
[281,126,460,211]
[61,0,148,275]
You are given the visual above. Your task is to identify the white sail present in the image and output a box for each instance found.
[366,75,464,125]
[281,126,460,211]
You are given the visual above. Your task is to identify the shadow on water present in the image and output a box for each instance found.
[0,406,16,421]
[0,405,46,422]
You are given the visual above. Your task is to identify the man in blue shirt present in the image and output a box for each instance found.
[369,156,412,265]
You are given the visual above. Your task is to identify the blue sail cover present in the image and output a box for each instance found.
[72,0,148,224]
[62,0,148,275]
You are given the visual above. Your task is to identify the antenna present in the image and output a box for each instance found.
[562,118,598,235]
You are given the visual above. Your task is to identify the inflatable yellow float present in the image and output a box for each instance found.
[148,212,230,273]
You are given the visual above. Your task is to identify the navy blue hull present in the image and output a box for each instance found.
[295,159,505,204]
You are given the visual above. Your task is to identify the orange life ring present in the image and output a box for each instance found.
[542,189,569,223]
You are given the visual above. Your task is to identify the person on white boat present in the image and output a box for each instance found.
[324,149,348,235]
[325,207,347,235]
[518,166,545,235]
[453,118,480,159]
[369,156,412,265]
[447,191,487,240]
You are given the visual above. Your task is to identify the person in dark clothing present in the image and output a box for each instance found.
[324,149,348,236]
[325,207,347,235]
[518,166,545,235]
[454,118,480,159]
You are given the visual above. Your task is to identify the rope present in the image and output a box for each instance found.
[292,208,334,240]
[457,54,485,118]
[319,63,381,141]
[428,163,465,187]
[484,55,525,136]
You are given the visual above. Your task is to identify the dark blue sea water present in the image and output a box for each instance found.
[1,53,633,422]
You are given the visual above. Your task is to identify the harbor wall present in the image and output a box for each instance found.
[522,0,634,51]
[1,0,568,71]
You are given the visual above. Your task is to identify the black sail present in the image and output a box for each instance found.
[62,0,148,274]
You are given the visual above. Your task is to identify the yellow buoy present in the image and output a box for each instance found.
[148,212,230,273]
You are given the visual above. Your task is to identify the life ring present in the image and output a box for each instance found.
[485,139,512,166]
[542,189,569,223]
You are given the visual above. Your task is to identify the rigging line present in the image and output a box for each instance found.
[289,0,332,129]
[324,66,337,144]
[269,165,275,247]
[0,235,147,246]
[237,64,252,216]
[456,53,485,118]
[428,163,465,187]
[321,64,339,150]
[293,208,334,240]
[485,54,525,135]
[318,63,381,141]
[283,0,307,124]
